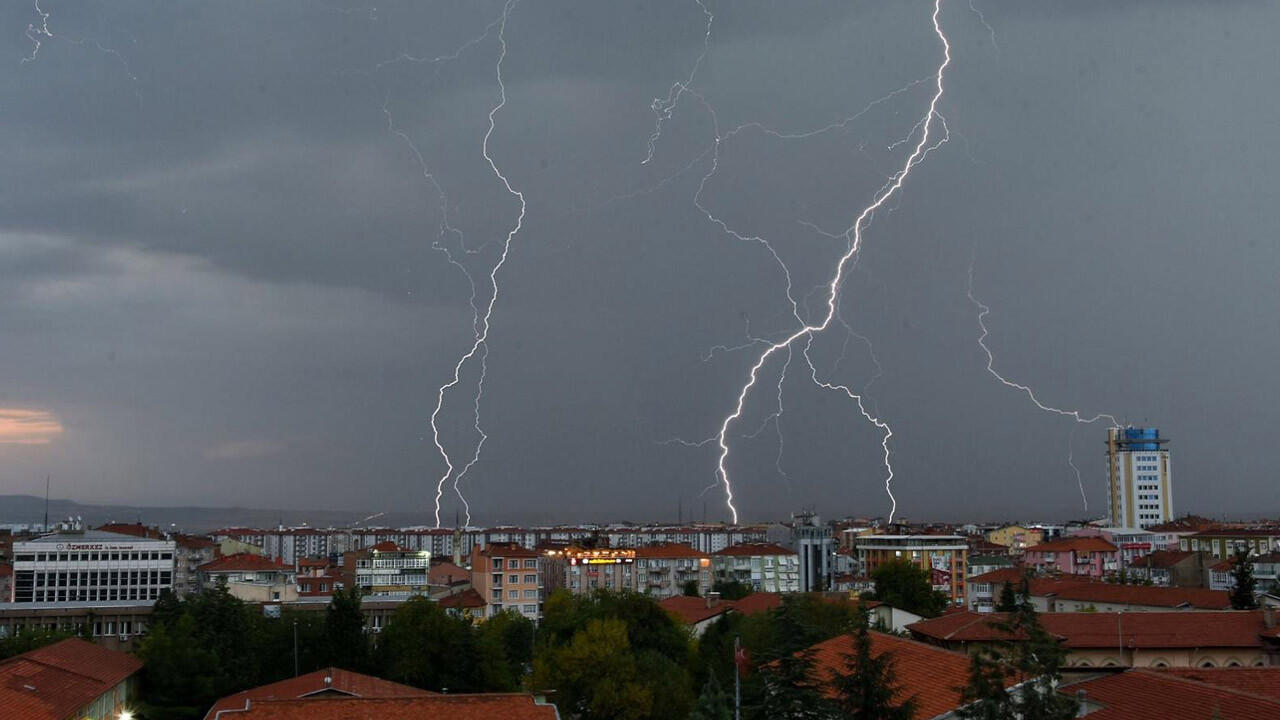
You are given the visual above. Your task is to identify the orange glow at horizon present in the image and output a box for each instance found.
[0,408,64,445]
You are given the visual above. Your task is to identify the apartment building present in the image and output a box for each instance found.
[471,543,542,621]
[635,543,712,598]
[198,553,297,602]
[1023,537,1119,579]
[710,542,800,593]
[984,525,1044,553]
[854,535,968,605]
[1181,528,1280,560]
[341,542,431,596]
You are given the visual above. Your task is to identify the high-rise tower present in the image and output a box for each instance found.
[1107,427,1173,529]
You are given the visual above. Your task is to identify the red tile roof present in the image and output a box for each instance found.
[438,588,486,610]
[807,632,1018,719]
[711,542,797,557]
[199,552,293,573]
[369,541,404,552]
[725,592,783,616]
[1060,669,1280,720]
[95,522,165,539]
[1130,549,1196,569]
[659,595,732,625]
[229,694,559,719]
[428,560,471,586]
[1024,537,1118,554]
[205,668,434,718]
[0,638,143,720]
[1156,667,1280,700]
[175,534,217,549]
[1187,528,1280,537]
[1047,582,1230,610]
[908,610,1271,649]
[475,542,540,559]
[633,542,709,559]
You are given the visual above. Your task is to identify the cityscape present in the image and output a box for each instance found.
[3,1,1279,719]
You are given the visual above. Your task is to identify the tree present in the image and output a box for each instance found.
[995,581,1019,613]
[689,668,734,720]
[475,609,534,691]
[536,618,653,720]
[136,614,220,720]
[1229,547,1258,610]
[750,644,836,720]
[683,579,701,597]
[325,585,370,671]
[871,559,948,618]
[712,579,754,600]
[377,596,478,692]
[0,626,74,660]
[957,580,1076,720]
[829,606,914,720]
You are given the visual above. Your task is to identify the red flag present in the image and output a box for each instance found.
[734,643,751,676]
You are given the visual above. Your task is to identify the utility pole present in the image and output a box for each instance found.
[43,475,50,531]
[293,618,299,677]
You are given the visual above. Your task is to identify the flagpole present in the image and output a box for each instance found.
[734,634,741,720]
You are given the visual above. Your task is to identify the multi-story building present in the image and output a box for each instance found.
[783,513,834,592]
[198,553,297,602]
[173,535,217,596]
[1107,427,1174,529]
[1023,537,1119,579]
[10,530,176,603]
[710,542,800,593]
[1181,528,1280,560]
[342,542,431,596]
[984,525,1044,553]
[1070,526,1157,569]
[554,547,637,595]
[635,543,712,598]
[854,535,968,605]
[471,543,542,621]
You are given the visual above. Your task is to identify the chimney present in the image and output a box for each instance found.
[707,591,721,609]
[1076,689,1090,717]
[1265,605,1276,630]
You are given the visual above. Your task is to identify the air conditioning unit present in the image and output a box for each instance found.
[118,633,129,642]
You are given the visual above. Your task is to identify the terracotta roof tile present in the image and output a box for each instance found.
[475,542,540,559]
[1060,669,1280,719]
[909,610,1271,649]
[1129,550,1195,569]
[659,595,732,625]
[1047,582,1230,609]
[437,589,486,610]
[1024,537,1118,554]
[199,552,293,573]
[808,632,1018,718]
[231,694,559,719]
[0,638,142,720]
[633,542,709,559]
[1156,667,1280,700]
[428,561,471,586]
[711,542,797,557]
[205,668,434,719]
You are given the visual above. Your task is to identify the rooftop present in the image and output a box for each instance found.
[807,631,1018,719]
[1024,537,1119,554]
[711,542,797,557]
[1060,668,1280,720]
[908,610,1271,649]
[228,694,559,719]
[659,595,733,625]
[199,553,293,573]
[205,667,435,719]
[437,588,486,610]
[0,638,143,720]
[475,542,540,559]
[18,529,172,545]
[633,542,709,559]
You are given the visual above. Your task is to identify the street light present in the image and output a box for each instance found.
[118,711,134,720]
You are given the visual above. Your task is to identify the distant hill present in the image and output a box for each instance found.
[0,495,580,532]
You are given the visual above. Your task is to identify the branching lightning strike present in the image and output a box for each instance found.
[429,0,526,529]
[707,0,954,523]
[22,0,141,103]
[967,255,1119,509]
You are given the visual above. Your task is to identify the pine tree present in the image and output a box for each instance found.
[958,579,1076,720]
[689,668,734,720]
[829,606,915,720]
[1229,547,1258,610]
[995,581,1019,612]
[752,645,837,720]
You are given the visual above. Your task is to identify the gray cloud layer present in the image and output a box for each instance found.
[1,0,1276,523]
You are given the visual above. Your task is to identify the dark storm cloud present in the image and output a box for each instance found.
[1,0,1277,522]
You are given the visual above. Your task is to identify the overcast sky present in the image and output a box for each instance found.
[2,0,1277,525]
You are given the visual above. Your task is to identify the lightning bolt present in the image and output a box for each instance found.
[643,0,713,164]
[21,0,141,103]
[967,254,1119,509]
[703,0,954,523]
[430,0,525,529]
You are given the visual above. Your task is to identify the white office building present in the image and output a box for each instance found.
[10,530,176,603]
[1107,427,1174,530]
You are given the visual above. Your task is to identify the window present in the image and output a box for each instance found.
[522,604,537,614]
[508,574,519,585]
[524,559,537,569]
[524,589,537,598]
[509,559,520,570]
[523,574,537,583]
[508,589,519,599]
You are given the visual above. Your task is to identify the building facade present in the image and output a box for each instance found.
[1107,427,1174,529]
[984,525,1044,553]
[342,542,431,596]
[1023,537,1119,578]
[854,535,968,605]
[10,530,175,603]
[710,542,800,593]
[471,543,542,620]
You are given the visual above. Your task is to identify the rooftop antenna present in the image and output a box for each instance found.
[43,475,50,531]
[678,498,683,525]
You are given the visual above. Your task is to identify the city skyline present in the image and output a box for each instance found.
[2,1,1278,522]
